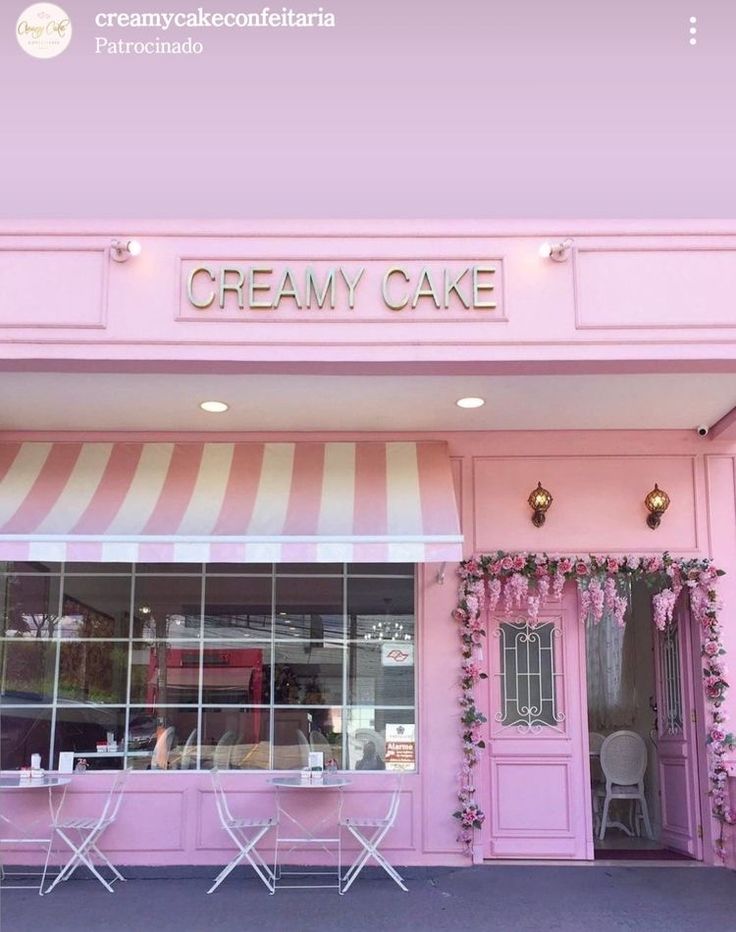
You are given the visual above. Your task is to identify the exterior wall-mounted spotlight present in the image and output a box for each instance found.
[528,482,553,527]
[538,238,574,262]
[645,483,670,530]
[110,239,142,262]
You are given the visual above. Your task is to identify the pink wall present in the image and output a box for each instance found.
[3,222,736,366]
[2,428,736,867]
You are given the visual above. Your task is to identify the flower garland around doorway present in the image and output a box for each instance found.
[452,552,735,859]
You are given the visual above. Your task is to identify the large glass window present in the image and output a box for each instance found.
[0,563,416,772]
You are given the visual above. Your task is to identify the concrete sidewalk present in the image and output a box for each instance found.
[2,865,735,932]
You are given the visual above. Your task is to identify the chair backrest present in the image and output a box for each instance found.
[151,726,176,770]
[600,730,648,785]
[179,728,198,770]
[210,768,234,826]
[101,767,131,823]
[213,731,236,770]
[384,771,404,825]
[295,729,310,766]
[588,731,606,754]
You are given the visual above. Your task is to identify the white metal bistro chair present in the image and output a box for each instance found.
[207,769,277,894]
[340,774,407,894]
[596,730,654,841]
[44,768,130,894]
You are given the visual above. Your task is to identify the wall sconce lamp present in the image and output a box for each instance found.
[538,238,573,262]
[645,483,670,530]
[110,238,142,262]
[528,482,553,527]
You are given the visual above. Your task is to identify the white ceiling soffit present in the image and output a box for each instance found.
[1,371,735,432]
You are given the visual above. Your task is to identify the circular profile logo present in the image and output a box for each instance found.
[16,3,72,59]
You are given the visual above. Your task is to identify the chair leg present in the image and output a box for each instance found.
[639,789,654,841]
[207,848,249,893]
[341,824,407,894]
[598,796,611,841]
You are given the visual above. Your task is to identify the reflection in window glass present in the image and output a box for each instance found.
[0,640,57,703]
[347,576,415,641]
[348,642,415,706]
[273,706,342,771]
[0,573,60,638]
[201,707,271,770]
[273,642,343,705]
[0,563,416,771]
[58,641,129,704]
[61,576,131,638]
[346,708,416,771]
[133,576,202,639]
[274,576,343,639]
[0,707,53,770]
[204,575,271,639]
[54,706,127,771]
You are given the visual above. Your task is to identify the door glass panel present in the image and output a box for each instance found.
[659,618,684,735]
[498,620,563,732]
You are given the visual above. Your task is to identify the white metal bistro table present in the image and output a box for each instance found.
[0,774,72,895]
[268,775,350,891]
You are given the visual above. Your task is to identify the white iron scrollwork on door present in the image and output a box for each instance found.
[494,620,565,734]
[659,617,684,735]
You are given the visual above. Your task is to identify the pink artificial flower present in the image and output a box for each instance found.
[575,561,589,576]
[606,558,619,574]
[707,685,722,699]
[512,554,526,571]
[711,728,725,742]
[535,564,548,578]
[465,559,479,575]
[703,641,720,657]
[501,556,514,571]
[558,558,573,574]
[490,560,502,575]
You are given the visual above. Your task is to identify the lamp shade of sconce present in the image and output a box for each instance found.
[645,483,670,530]
[110,238,142,262]
[538,238,573,262]
[528,482,553,527]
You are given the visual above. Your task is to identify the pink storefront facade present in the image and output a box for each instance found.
[2,221,736,871]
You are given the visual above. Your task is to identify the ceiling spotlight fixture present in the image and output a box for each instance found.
[199,400,229,413]
[110,238,142,262]
[528,481,553,527]
[538,238,574,262]
[456,397,485,409]
[644,483,670,530]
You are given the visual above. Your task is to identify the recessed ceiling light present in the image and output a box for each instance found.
[199,400,229,413]
[456,397,485,409]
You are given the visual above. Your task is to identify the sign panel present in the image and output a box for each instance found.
[381,642,415,667]
[385,723,416,771]
[179,258,505,323]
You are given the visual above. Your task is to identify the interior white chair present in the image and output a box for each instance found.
[597,730,654,841]
[178,728,198,770]
[150,725,176,770]
[207,769,277,894]
[588,731,606,834]
[44,769,130,894]
[213,731,237,770]
[295,728,311,767]
[340,774,407,894]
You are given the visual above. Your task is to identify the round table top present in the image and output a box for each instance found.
[268,775,351,789]
[0,775,72,790]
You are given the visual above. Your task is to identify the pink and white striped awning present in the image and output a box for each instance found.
[0,441,462,564]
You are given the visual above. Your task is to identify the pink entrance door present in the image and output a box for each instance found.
[653,593,703,858]
[483,585,591,858]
